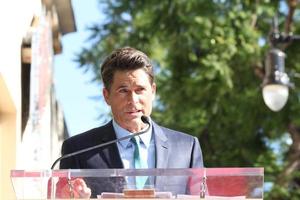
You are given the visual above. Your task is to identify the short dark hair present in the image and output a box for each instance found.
[101,47,154,90]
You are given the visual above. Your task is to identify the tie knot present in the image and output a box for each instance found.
[131,136,140,146]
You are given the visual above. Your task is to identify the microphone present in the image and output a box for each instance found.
[51,116,151,169]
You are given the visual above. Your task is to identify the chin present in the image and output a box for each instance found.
[127,118,140,125]
[126,114,142,121]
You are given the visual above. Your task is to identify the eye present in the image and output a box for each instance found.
[118,88,129,93]
[136,87,146,94]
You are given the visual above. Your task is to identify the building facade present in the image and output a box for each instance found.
[0,0,76,199]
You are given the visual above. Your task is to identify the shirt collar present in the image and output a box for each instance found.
[112,118,153,148]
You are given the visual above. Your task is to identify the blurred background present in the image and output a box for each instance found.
[1,0,300,199]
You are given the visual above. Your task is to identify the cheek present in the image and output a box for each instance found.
[111,99,123,108]
[110,103,123,117]
[112,97,128,110]
[144,95,154,106]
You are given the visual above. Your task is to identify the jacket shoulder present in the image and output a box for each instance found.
[158,125,196,140]
[62,121,113,152]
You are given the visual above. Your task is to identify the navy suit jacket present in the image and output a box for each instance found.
[60,120,203,196]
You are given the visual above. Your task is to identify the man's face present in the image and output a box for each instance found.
[103,68,156,133]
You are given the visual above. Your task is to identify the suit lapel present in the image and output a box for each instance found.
[153,122,169,168]
[100,121,124,168]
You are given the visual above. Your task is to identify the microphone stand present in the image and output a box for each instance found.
[51,116,151,169]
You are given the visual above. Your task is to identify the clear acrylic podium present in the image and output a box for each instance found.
[11,168,264,199]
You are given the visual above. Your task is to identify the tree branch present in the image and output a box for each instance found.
[282,0,299,50]
[250,0,260,28]
[275,123,300,187]
[284,0,298,34]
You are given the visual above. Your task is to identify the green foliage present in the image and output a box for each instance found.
[76,0,300,199]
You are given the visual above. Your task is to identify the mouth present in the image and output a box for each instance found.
[126,109,142,116]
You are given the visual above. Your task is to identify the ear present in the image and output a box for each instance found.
[151,83,156,101]
[103,88,111,105]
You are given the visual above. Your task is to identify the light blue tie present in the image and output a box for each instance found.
[132,137,148,189]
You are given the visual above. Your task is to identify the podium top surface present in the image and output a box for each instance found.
[10,168,264,199]
[11,167,264,178]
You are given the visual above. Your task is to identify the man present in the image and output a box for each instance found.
[58,47,204,198]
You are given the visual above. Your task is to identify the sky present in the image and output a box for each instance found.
[53,0,108,136]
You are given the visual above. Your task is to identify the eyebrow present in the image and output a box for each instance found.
[116,84,129,88]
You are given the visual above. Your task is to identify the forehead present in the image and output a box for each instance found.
[112,69,151,86]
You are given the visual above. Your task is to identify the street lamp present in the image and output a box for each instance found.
[262,48,290,111]
[261,16,300,112]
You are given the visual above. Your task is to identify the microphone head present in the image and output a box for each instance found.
[141,115,150,125]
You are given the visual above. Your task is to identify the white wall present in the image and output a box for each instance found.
[0,0,41,198]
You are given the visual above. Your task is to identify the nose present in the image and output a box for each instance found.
[128,91,139,104]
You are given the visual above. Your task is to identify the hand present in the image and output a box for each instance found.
[56,177,91,198]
